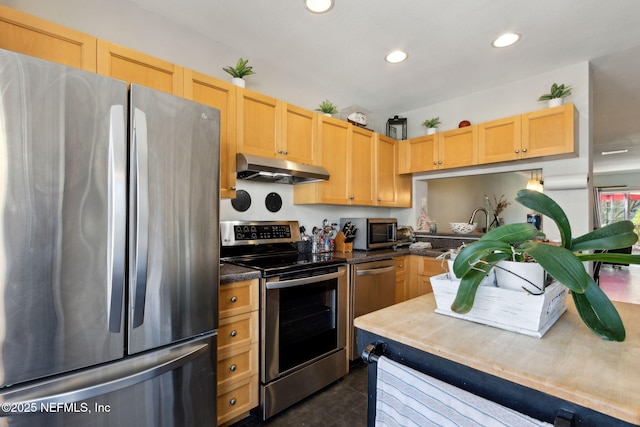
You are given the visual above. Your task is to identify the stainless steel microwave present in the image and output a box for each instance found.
[339,218,398,250]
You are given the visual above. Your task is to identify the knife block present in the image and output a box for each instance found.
[334,231,353,253]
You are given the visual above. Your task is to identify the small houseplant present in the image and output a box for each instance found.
[538,83,572,107]
[223,58,255,87]
[422,117,441,135]
[451,189,640,341]
[315,100,338,116]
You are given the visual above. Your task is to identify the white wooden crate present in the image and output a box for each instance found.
[431,273,568,338]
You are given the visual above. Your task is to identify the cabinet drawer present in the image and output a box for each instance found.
[395,256,407,275]
[217,343,257,389]
[219,279,258,319]
[218,311,258,353]
[217,375,259,425]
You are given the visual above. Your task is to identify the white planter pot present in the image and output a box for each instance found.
[426,127,437,135]
[231,77,246,88]
[495,260,545,293]
[323,113,333,117]
[548,98,563,108]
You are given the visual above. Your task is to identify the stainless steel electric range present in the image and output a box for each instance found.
[220,220,348,420]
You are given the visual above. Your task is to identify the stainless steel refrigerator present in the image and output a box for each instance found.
[0,49,220,426]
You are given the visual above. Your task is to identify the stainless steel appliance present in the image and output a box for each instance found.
[349,259,396,360]
[220,221,348,420]
[0,49,220,426]
[339,218,398,250]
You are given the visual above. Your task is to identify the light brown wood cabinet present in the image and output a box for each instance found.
[479,105,575,163]
[0,5,96,71]
[376,135,412,207]
[281,102,318,165]
[399,126,478,173]
[407,255,448,300]
[394,256,409,303]
[217,279,259,426]
[184,70,238,199]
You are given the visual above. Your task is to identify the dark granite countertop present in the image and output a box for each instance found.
[220,263,261,284]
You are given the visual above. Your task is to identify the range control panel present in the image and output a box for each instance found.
[220,220,301,246]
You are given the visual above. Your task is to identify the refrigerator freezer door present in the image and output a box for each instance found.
[0,50,128,388]
[128,84,220,354]
[0,333,216,427]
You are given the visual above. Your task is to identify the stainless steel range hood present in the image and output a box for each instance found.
[236,153,330,184]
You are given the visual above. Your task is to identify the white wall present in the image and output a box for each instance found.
[401,62,592,241]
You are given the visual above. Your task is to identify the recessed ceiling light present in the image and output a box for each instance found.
[304,0,334,13]
[601,149,629,155]
[492,33,520,48]
[385,50,408,64]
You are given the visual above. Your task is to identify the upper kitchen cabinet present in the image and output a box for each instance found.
[97,40,184,96]
[521,103,575,158]
[0,5,96,71]
[236,88,282,159]
[438,125,478,169]
[478,115,522,164]
[376,134,411,207]
[294,116,375,206]
[184,70,237,199]
[398,134,438,174]
[281,103,318,165]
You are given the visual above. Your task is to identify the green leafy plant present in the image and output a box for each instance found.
[222,58,256,79]
[538,83,572,101]
[315,100,338,114]
[421,117,441,128]
[451,189,640,341]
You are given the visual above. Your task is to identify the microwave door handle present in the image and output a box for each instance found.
[107,105,126,333]
[266,271,343,290]
[132,108,150,328]
[391,224,397,242]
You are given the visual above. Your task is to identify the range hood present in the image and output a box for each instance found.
[236,153,330,184]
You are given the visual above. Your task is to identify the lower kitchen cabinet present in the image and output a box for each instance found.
[218,279,259,426]
[394,256,408,303]
[407,255,448,300]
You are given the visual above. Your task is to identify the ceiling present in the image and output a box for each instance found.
[128,0,640,175]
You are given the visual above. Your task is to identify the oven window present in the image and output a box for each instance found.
[369,223,392,244]
[278,280,337,372]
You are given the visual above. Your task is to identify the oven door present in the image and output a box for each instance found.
[262,265,347,383]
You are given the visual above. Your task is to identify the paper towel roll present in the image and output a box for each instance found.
[544,174,589,190]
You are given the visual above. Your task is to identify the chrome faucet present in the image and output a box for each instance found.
[469,207,489,233]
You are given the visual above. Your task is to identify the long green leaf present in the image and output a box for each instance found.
[571,221,638,251]
[571,278,626,341]
[516,189,572,248]
[453,240,512,278]
[520,242,589,293]
[479,222,540,244]
[451,265,493,313]
[577,253,640,265]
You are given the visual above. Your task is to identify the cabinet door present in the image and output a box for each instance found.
[401,135,439,173]
[315,116,350,204]
[350,126,375,206]
[522,104,575,158]
[439,125,478,169]
[97,40,183,96]
[281,103,317,164]
[394,256,408,304]
[184,70,237,199]
[236,88,281,158]
[479,115,522,164]
[0,5,96,71]
[377,135,412,207]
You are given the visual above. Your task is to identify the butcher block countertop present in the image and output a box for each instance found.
[354,294,640,425]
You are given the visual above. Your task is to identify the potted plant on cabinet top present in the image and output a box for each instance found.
[422,117,441,135]
[315,99,338,116]
[222,58,255,88]
[451,189,640,342]
[538,82,572,108]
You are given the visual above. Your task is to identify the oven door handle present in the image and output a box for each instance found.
[356,265,395,276]
[266,271,343,290]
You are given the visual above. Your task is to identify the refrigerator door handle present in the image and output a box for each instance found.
[0,339,210,411]
[107,105,127,333]
[132,108,150,328]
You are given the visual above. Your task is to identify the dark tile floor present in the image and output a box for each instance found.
[232,361,368,427]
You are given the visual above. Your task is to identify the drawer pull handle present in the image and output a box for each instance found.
[229,398,236,406]
[230,330,237,337]
[229,364,237,372]
[230,296,238,303]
